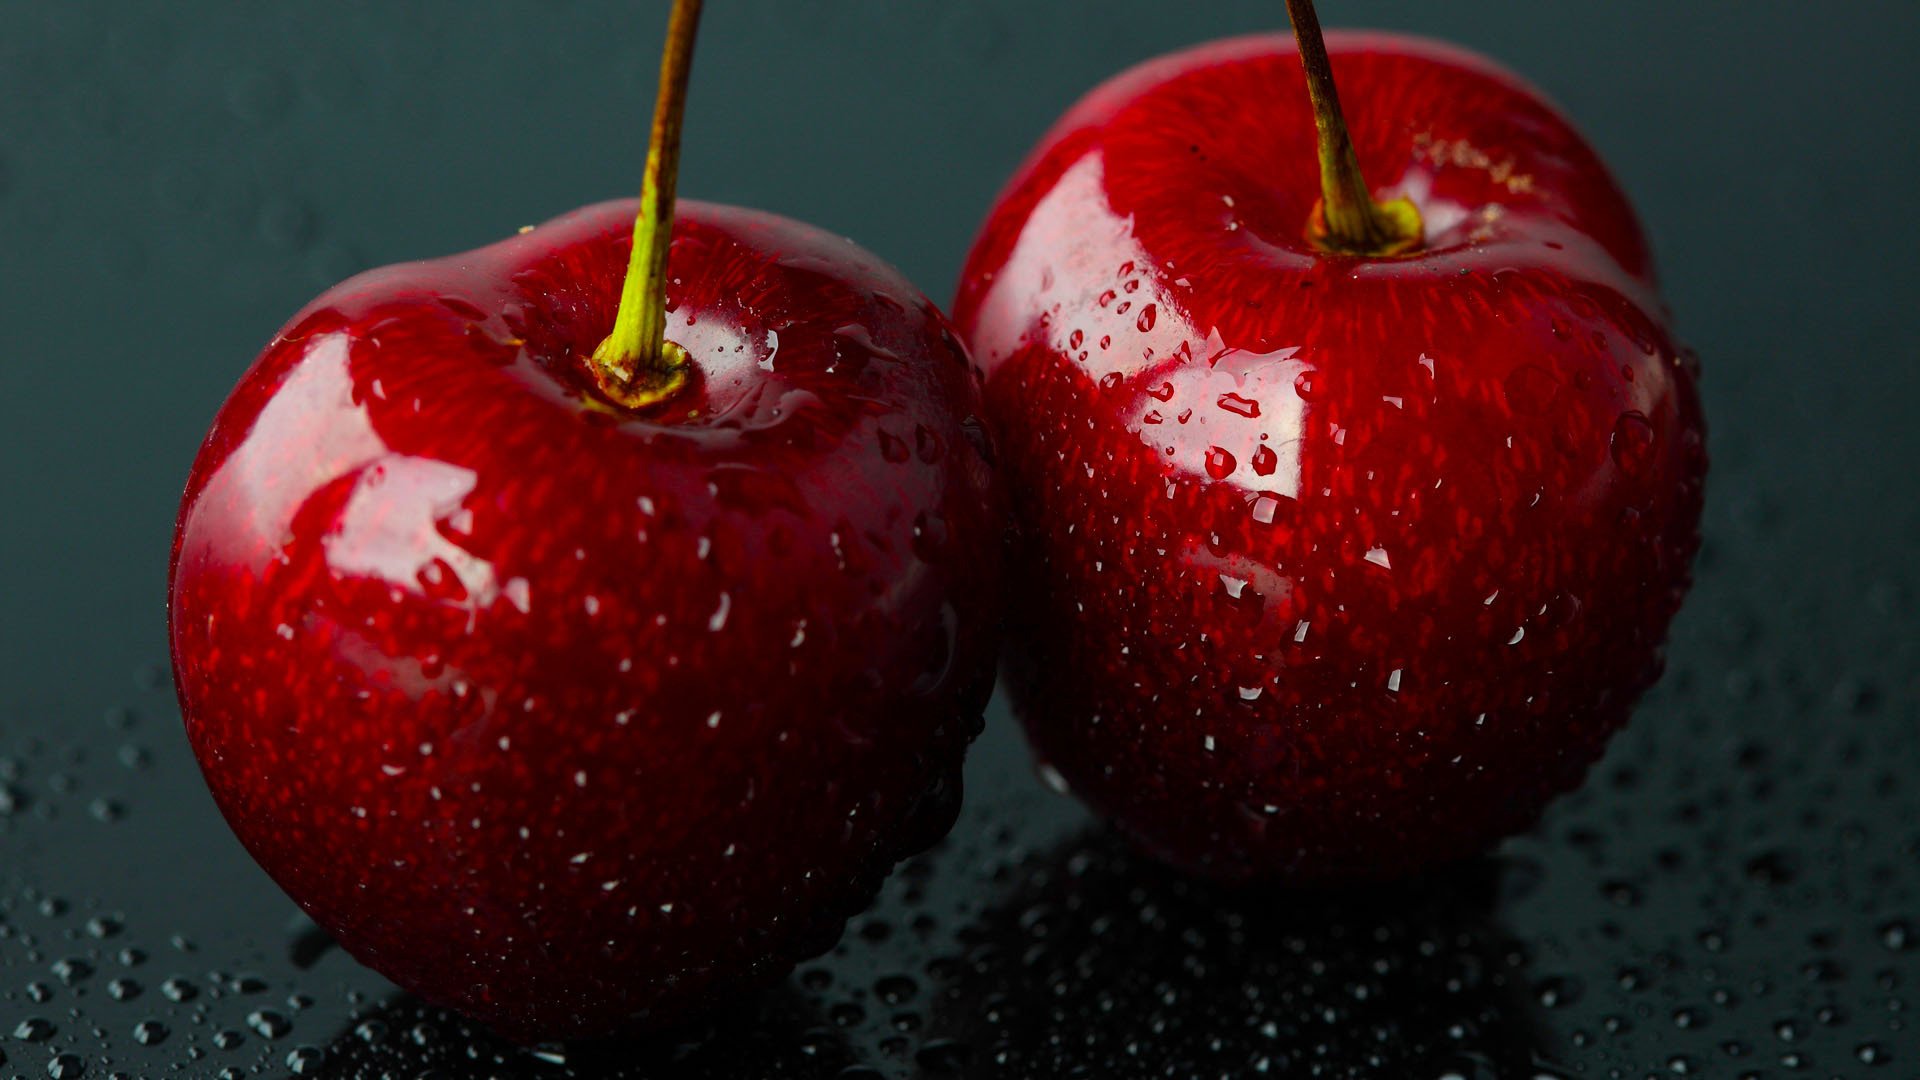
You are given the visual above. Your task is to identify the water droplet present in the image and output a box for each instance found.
[1217,392,1260,418]
[875,975,917,1005]
[1136,304,1157,332]
[1204,446,1236,480]
[917,1039,972,1072]
[1744,849,1799,886]
[1036,763,1070,795]
[1535,976,1583,1008]
[1880,920,1911,951]
[876,428,910,463]
[1502,364,1559,414]
[51,958,92,984]
[131,1020,167,1046]
[13,1018,55,1041]
[911,511,949,562]
[246,1009,291,1039]
[1610,411,1655,476]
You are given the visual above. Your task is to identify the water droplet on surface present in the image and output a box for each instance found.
[1217,392,1260,418]
[1880,919,1912,951]
[1502,364,1560,414]
[131,1020,167,1046]
[876,428,910,463]
[917,1038,972,1072]
[1204,446,1236,480]
[1036,764,1070,795]
[51,958,91,984]
[246,1009,291,1039]
[1744,849,1799,886]
[1534,976,1582,1008]
[875,975,917,1005]
[1610,411,1655,476]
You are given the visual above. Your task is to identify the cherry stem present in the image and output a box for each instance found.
[590,0,703,409]
[1283,0,1422,256]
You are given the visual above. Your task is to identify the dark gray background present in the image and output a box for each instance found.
[2,3,1917,1077]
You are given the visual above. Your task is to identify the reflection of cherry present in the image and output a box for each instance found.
[921,830,1563,1075]
[954,5,1704,881]
[170,0,1002,1039]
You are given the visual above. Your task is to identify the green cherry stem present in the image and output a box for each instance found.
[590,0,704,408]
[1283,0,1422,256]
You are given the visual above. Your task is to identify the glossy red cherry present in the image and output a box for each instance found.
[170,195,1002,1040]
[169,3,1001,1039]
[953,22,1704,883]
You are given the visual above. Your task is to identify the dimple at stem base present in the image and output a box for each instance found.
[1284,0,1423,256]
[588,0,703,409]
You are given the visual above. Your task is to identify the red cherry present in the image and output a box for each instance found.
[169,1,1001,1041]
[953,22,1704,883]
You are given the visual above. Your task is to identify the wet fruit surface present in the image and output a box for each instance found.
[954,32,1707,881]
[167,198,1004,1040]
[3,3,1917,1077]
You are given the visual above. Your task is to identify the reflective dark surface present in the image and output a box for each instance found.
[3,3,1918,1077]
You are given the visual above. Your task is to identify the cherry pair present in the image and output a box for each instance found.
[169,0,1703,1041]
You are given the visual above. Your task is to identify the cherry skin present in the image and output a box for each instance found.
[954,32,1705,883]
[169,198,1004,1040]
